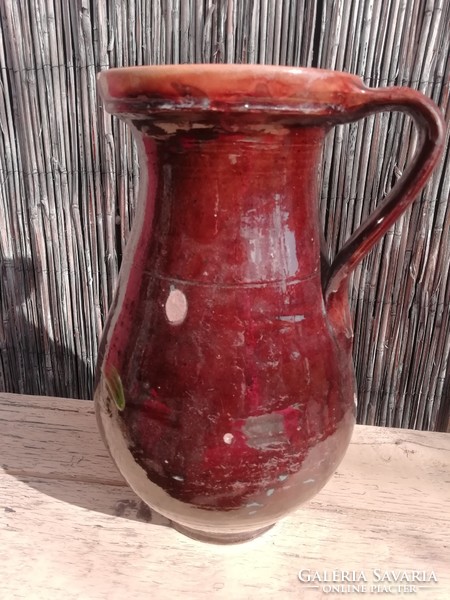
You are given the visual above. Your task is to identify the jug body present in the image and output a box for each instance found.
[95,65,444,542]
[96,126,356,541]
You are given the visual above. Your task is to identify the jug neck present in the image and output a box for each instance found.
[138,123,327,288]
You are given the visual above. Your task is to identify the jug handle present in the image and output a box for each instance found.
[324,86,445,302]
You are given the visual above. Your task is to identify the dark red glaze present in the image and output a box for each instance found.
[94,65,444,542]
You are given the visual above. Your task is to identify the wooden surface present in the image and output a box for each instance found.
[1,392,449,599]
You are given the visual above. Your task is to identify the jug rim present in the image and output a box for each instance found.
[97,64,366,118]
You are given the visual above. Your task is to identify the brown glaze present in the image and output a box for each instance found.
[94,65,444,543]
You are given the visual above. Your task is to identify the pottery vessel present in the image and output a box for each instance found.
[94,65,444,543]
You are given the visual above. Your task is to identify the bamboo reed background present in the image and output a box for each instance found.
[0,1,448,431]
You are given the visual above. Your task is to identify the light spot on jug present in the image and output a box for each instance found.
[266,488,275,496]
[165,288,188,325]
[154,122,184,134]
[303,478,315,484]
[229,154,238,164]
[354,393,358,407]
[213,191,220,223]
[223,432,234,444]
[282,228,299,276]
[291,351,300,359]
[305,358,311,386]
[266,360,280,368]
[246,124,290,136]
[231,480,247,493]
[246,501,263,508]
[278,474,288,481]
[155,121,212,134]
[233,332,245,347]
[277,314,305,323]
[242,413,288,449]
[172,475,184,482]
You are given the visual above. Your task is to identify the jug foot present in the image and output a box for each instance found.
[171,522,275,544]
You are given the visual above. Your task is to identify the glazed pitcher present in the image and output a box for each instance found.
[94,65,443,543]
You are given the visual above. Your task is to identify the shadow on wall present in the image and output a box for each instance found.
[0,255,92,399]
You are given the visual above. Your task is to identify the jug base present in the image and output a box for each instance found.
[171,521,275,544]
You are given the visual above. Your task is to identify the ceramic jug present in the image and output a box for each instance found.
[94,65,444,543]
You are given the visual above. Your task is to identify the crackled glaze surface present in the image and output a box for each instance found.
[94,65,444,542]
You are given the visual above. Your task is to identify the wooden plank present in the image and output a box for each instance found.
[0,393,449,599]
